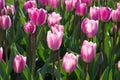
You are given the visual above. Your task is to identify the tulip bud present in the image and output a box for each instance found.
[1,7,7,15]
[81,0,91,5]
[7,5,15,15]
[0,47,3,62]
[0,0,5,9]
[48,0,60,8]
[112,25,117,33]
[117,60,120,71]
[24,0,36,12]
[99,7,112,22]
[13,54,26,73]
[39,0,48,6]
[62,52,78,73]
[64,0,77,11]
[81,18,99,38]
[98,52,103,64]
[111,9,120,22]
[80,40,96,63]
[47,27,63,51]
[24,21,36,34]
[76,3,87,16]
[1,15,11,30]
[89,6,99,20]
[28,8,47,26]
[48,12,62,27]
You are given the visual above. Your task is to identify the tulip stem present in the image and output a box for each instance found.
[52,51,55,80]
[16,73,20,80]
[66,73,69,80]
[4,30,8,64]
[102,22,105,54]
[84,63,88,80]
[12,16,15,40]
[79,16,82,45]
[58,50,61,77]
[112,22,120,55]
[0,29,2,46]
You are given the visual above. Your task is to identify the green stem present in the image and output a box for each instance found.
[16,73,20,80]
[66,73,69,80]
[84,63,88,80]
[4,30,8,64]
[102,22,105,54]
[52,51,55,80]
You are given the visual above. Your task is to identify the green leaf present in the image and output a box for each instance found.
[0,60,7,77]
[23,66,31,80]
[108,69,112,80]
[100,67,110,80]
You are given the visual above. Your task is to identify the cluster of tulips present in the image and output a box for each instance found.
[0,0,120,80]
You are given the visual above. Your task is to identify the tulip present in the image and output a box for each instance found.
[81,0,91,5]
[0,0,5,9]
[1,7,7,15]
[0,47,3,62]
[24,0,36,12]
[47,27,63,51]
[24,21,36,34]
[117,60,120,71]
[62,52,78,73]
[64,0,77,11]
[51,24,64,33]
[13,54,26,73]
[112,25,117,33]
[48,0,60,8]
[39,0,48,6]
[89,6,99,20]
[7,5,15,15]
[117,3,120,10]
[80,40,96,63]
[81,18,99,38]
[1,15,11,30]
[48,12,62,27]
[28,8,47,26]
[99,7,112,22]
[76,2,87,16]
[111,9,120,22]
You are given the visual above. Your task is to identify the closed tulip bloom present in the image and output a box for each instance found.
[24,21,36,34]
[1,15,11,30]
[0,47,3,62]
[62,52,78,73]
[0,0,5,9]
[7,5,15,15]
[81,0,91,5]
[81,18,98,38]
[24,0,36,12]
[13,54,26,73]
[1,7,7,15]
[89,6,99,20]
[48,0,60,8]
[111,9,120,22]
[48,12,62,27]
[39,0,48,6]
[81,40,96,63]
[51,24,64,33]
[99,7,112,22]
[47,28,63,51]
[117,3,120,10]
[76,2,87,16]
[117,60,120,71]
[64,0,77,11]
[28,8,47,26]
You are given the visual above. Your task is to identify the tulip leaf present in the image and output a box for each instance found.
[100,67,110,80]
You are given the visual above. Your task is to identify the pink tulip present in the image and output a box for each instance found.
[24,0,36,12]
[89,6,99,20]
[51,24,64,33]
[7,5,15,15]
[1,7,7,15]
[0,0,5,9]
[48,0,60,8]
[39,0,48,6]
[111,9,120,22]
[81,18,99,38]
[81,0,91,5]
[76,2,87,16]
[24,21,36,34]
[13,54,26,73]
[117,60,120,71]
[64,0,77,11]
[80,40,96,63]
[0,47,3,62]
[1,15,11,30]
[117,3,120,10]
[62,52,78,73]
[28,8,47,26]
[48,12,62,27]
[99,7,112,22]
[47,27,63,51]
